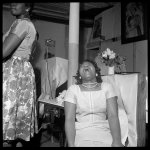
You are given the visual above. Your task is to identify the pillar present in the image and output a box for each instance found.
[68,3,80,87]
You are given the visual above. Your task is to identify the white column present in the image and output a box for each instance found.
[68,2,80,87]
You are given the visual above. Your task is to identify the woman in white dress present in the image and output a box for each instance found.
[64,60,124,147]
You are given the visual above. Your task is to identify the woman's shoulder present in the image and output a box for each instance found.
[66,84,79,94]
[101,81,112,90]
[17,19,35,28]
[68,84,79,90]
[19,19,36,35]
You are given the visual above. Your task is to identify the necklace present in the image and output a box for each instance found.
[17,18,30,21]
[82,83,98,89]
[82,82,97,85]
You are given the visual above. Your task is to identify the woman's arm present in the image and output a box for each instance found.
[106,96,124,147]
[3,33,23,58]
[64,101,76,147]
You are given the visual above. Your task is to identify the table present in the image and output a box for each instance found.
[38,98,65,147]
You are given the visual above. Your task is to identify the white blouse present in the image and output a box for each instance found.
[64,82,118,144]
[64,82,117,124]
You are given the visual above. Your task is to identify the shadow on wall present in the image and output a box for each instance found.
[30,42,43,99]
[30,42,42,66]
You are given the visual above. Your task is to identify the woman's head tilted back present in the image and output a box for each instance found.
[75,59,102,84]
[10,3,34,18]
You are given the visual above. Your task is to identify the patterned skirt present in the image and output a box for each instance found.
[3,56,38,141]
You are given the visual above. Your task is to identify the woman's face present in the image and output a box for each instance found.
[79,61,96,82]
[10,3,26,17]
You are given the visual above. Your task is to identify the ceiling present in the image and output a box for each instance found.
[3,2,119,27]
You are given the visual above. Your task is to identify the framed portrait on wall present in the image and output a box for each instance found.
[86,13,103,50]
[121,2,148,44]
[92,16,102,39]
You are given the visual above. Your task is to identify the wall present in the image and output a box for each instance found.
[135,40,147,75]
[32,19,68,68]
[85,3,148,75]
[3,9,15,33]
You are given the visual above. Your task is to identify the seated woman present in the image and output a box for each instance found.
[64,59,124,147]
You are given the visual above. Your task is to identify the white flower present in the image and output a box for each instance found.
[106,48,112,55]
[97,47,126,68]
[102,52,107,58]
[56,90,67,102]
[60,90,67,97]
[102,48,116,59]
[109,53,116,59]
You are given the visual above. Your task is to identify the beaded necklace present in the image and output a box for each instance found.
[82,82,98,89]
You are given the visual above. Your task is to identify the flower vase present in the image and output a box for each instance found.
[108,66,115,75]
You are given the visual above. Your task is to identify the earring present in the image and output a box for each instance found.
[96,73,98,77]
[26,8,29,12]
[79,76,82,79]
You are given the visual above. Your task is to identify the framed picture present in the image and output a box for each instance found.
[92,16,102,40]
[86,13,103,50]
[121,2,148,44]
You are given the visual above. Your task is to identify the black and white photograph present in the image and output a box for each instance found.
[2,2,148,147]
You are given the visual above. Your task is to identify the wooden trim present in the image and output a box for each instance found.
[137,74,146,146]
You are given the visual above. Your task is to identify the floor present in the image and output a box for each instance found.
[22,130,64,147]
[3,127,148,147]
[38,132,60,147]
[27,124,148,147]
[29,121,67,147]
[4,122,148,147]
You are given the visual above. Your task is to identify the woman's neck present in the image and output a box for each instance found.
[16,14,30,20]
[82,79,97,84]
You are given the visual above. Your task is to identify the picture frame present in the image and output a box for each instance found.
[121,2,148,44]
[92,15,102,40]
[86,13,103,50]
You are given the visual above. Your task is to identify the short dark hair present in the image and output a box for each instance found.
[25,3,34,9]
[25,3,34,16]
[74,59,102,84]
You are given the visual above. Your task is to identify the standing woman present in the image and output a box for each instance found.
[3,3,38,147]
[64,60,124,147]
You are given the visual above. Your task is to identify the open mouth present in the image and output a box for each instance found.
[84,68,89,72]
[83,68,91,76]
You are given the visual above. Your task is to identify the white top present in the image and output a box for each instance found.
[64,82,118,145]
[64,82,117,125]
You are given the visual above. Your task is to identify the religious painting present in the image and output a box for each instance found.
[86,13,103,50]
[121,2,148,44]
[92,16,102,39]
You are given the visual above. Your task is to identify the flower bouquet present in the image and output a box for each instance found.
[98,48,126,67]
[97,48,126,74]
